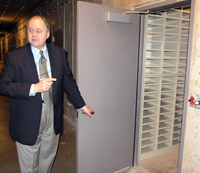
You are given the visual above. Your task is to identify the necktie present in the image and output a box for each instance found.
[39,50,52,106]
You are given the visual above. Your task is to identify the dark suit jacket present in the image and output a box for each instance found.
[0,43,85,145]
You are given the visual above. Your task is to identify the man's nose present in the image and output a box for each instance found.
[32,31,37,36]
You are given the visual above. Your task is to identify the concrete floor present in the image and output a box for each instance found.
[129,150,179,173]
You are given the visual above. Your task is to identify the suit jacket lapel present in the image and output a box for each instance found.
[47,44,57,97]
[23,44,40,83]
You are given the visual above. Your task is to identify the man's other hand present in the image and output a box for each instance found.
[82,106,95,118]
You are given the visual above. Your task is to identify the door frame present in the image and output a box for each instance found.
[132,1,194,172]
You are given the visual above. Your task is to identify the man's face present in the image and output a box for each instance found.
[27,18,50,50]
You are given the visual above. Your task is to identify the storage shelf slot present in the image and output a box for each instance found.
[158,141,170,149]
[179,51,188,58]
[145,85,160,93]
[176,97,184,104]
[166,10,181,18]
[165,34,179,42]
[181,36,189,43]
[180,44,188,51]
[143,123,156,132]
[172,138,180,145]
[160,113,173,122]
[160,106,173,114]
[148,24,163,33]
[145,67,161,74]
[144,101,159,109]
[177,83,185,90]
[174,125,181,132]
[166,18,180,26]
[161,91,175,99]
[146,50,162,58]
[162,84,175,91]
[173,132,181,139]
[163,59,177,66]
[175,112,182,119]
[143,108,158,117]
[175,104,183,111]
[174,118,182,125]
[182,20,190,27]
[146,59,161,66]
[148,16,164,25]
[158,134,171,143]
[142,131,156,140]
[161,99,174,106]
[162,76,176,83]
[163,67,177,74]
[164,43,178,50]
[176,90,185,97]
[159,120,172,129]
[145,77,161,84]
[182,12,190,19]
[178,67,186,73]
[142,138,156,147]
[143,116,157,124]
[165,26,179,34]
[159,127,171,136]
[141,145,155,154]
[179,59,187,66]
[147,33,163,41]
[147,42,162,50]
[164,51,178,58]
[181,28,189,35]
[144,92,159,101]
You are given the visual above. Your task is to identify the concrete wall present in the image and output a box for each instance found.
[180,0,200,172]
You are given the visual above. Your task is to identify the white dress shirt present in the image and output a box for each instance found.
[29,44,51,96]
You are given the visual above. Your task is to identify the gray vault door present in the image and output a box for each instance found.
[76,2,140,173]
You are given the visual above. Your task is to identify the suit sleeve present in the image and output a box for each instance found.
[0,53,32,99]
[62,51,86,109]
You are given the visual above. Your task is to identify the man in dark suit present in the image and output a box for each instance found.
[0,15,94,173]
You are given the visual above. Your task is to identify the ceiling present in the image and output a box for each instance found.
[0,0,45,38]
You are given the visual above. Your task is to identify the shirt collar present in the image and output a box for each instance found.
[31,44,47,57]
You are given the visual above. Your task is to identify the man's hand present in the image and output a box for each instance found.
[82,106,95,118]
[34,78,57,93]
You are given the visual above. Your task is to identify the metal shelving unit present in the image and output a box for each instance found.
[138,5,191,161]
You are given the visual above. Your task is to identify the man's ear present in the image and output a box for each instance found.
[47,32,50,39]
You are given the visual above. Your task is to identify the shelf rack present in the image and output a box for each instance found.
[138,5,190,161]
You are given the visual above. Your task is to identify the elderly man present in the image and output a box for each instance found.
[0,15,94,173]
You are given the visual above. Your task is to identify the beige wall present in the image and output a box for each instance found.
[181,0,200,172]
[103,0,152,10]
